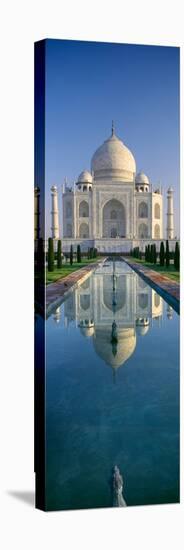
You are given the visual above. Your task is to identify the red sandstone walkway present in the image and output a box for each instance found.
[46,260,102,314]
[124,258,180,310]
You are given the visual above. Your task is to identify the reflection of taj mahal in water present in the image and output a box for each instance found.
[52,262,173,372]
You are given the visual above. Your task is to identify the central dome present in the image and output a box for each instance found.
[91,125,136,182]
[93,327,136,369]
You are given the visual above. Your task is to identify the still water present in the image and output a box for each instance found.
[45,260,179,510]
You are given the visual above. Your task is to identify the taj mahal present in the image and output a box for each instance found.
[35,122,176,252]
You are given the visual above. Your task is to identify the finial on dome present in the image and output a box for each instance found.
[111,120,115,136]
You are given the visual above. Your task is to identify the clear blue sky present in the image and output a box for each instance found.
[45,39,180,237]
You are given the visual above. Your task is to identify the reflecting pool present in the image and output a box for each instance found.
[45,260,179,510]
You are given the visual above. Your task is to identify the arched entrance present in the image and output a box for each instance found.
[111,227,117,238]
[103,199,126,238]
[79,223,89,238]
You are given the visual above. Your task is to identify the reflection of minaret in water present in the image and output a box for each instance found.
[167,304,173,320]
[166,187,174,240]
[53,306,61,324]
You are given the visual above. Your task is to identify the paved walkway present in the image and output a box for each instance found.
[124,258,180,314]
[46,261,102,316]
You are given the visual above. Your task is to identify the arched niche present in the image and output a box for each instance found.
[79,200,89,217]
[138,223,148,238]
[66,223,72,237]
[79,223,89,238]
[138,201,148,218]
[154,204,160,219]
[154,224,160,238]
[138,293,148,309]
[103,199,126,238]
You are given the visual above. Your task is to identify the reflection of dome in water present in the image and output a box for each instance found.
[93,327,136,368]
[136,318,149,336]
[80,326,95,337]
[79,319,95,337]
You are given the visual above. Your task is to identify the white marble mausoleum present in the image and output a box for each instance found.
[35,123,176,253]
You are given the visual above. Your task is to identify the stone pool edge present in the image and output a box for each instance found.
[123,258,180,315]
[46,259,106,318]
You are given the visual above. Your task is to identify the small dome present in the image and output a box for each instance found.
[167,186,173,193]
[51,185,57,191]
[77,170,93,184]
[135,172,149,185]
[91,126,136,182]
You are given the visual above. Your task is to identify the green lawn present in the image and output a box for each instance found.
[46,258,100,284]
[129,258,180,282]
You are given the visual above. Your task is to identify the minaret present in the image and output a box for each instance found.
[34,186,40,239]
[51,185,59,239]
[166,187,174,239]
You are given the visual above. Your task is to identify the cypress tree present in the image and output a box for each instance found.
[147,244,151,262]
[174,242,179,270]
[70,244,73,265]
[77,244,81,263]
[166,240,170,268]
[48,237,54,271]
[160,241,165,266]
[145,245,147,261]
[153,244,157,264]
[57,239,62,268]
[150,244,154,263]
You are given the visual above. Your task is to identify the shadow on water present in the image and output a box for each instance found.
[7,491,35,507]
